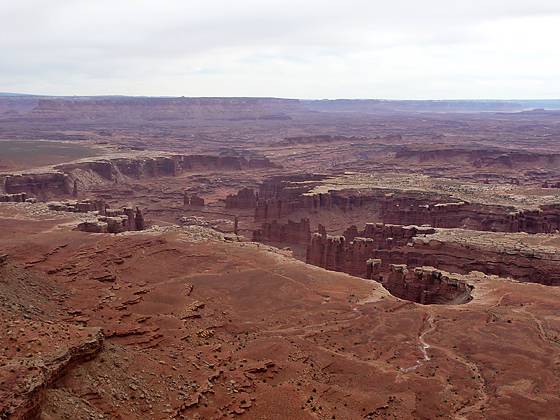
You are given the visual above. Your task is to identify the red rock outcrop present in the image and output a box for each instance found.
[278,135,368,146]
[343,223,436,246]
[374,234,560,286]
[1,327,104,419]
[1,154,277,200]
[225,188,258,209]
[306,189,560,233]
[392,144,560,170]
[58,154,277,181]
[2,173,73,199]
[0,192,30,203]
[228,178,560,233]
[184,193,205,207]
[134,207,145,230]
[252,218,311,245]
[48,199,107,214]
[75,206,145,233]
[306,224,435,277]
[225,176,326,220]
[371,264,474,305]
[307,227,560,286]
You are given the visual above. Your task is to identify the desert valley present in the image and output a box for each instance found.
[1,96,560,419]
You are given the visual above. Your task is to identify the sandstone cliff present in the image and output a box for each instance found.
[306,228,560,286]
[252,218,311,245]
[1,153,277,200]
[371,264,474,305]
[227,179,560,234]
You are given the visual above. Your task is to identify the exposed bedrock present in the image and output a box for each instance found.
[306,229,560,286]
[225,187,258,209]
[276,134,372,146]
[227,180,560,234]
[393,145,560,170]
[305,223,435,278]
[47,198,107,213]
[252,218,311,245]
[26,96,302,122]
[45,198,145,233]
[77,207,145,234]
[1,327,103,419]
[1,154,276,199]
[343,222,436,245]
[58,154,277,180]
[225,175,326,216]
[184,192,205,207]
[0,192,37,203]
[253,218,433,251]
[368,263,474,305]
[2,173,73,199]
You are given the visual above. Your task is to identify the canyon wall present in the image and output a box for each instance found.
[370,264,474,305]
[307,189,560,234]
[1,153,276,200]
[393,145,560,170]
[57,154,277,180]
[306,230,560,286]
[343,223,436,246]
[225,188,258,209]
[226,179,560,234]
[252,218,311,245]
[2,173,73,199]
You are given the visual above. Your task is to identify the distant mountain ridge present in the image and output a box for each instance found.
[1,94,560,118]
[0,92,40,97]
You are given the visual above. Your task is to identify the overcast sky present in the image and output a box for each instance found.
[1,0,560,99]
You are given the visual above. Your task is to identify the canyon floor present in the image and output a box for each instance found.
[1,97,560,419]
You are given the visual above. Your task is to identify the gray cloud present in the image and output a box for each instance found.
[1,0,560,98]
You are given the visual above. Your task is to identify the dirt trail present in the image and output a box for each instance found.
[400,313,436,373]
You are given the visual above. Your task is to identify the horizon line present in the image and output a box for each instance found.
[1,92,560,102]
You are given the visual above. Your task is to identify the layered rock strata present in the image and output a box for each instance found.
[48,199,107,213]
[77,207,145,234]
[228,179,560,234]
[307,228,560,286]
[184,193,205,207]
[0,192,36,203]
[252,218,311,245]
[369,264,474,305]
[0,153,276,199]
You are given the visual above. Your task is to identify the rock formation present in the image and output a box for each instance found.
[45,201,148,234]
[375,264,474,305]
[81,207,146,234]
[225,188,258,209]
[306,227,560,286]
[0,192,34,203]
[227,179,560,234]
[48,199,107,214]
[0,153,277,200]
[252,218,311,245]
[2,172,73,199]
[343,223,436,246]
[135,207,145,230]
[184,193,205,207]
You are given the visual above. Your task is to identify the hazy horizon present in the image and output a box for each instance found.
[2,92,560,102]
[2,1,560,99]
